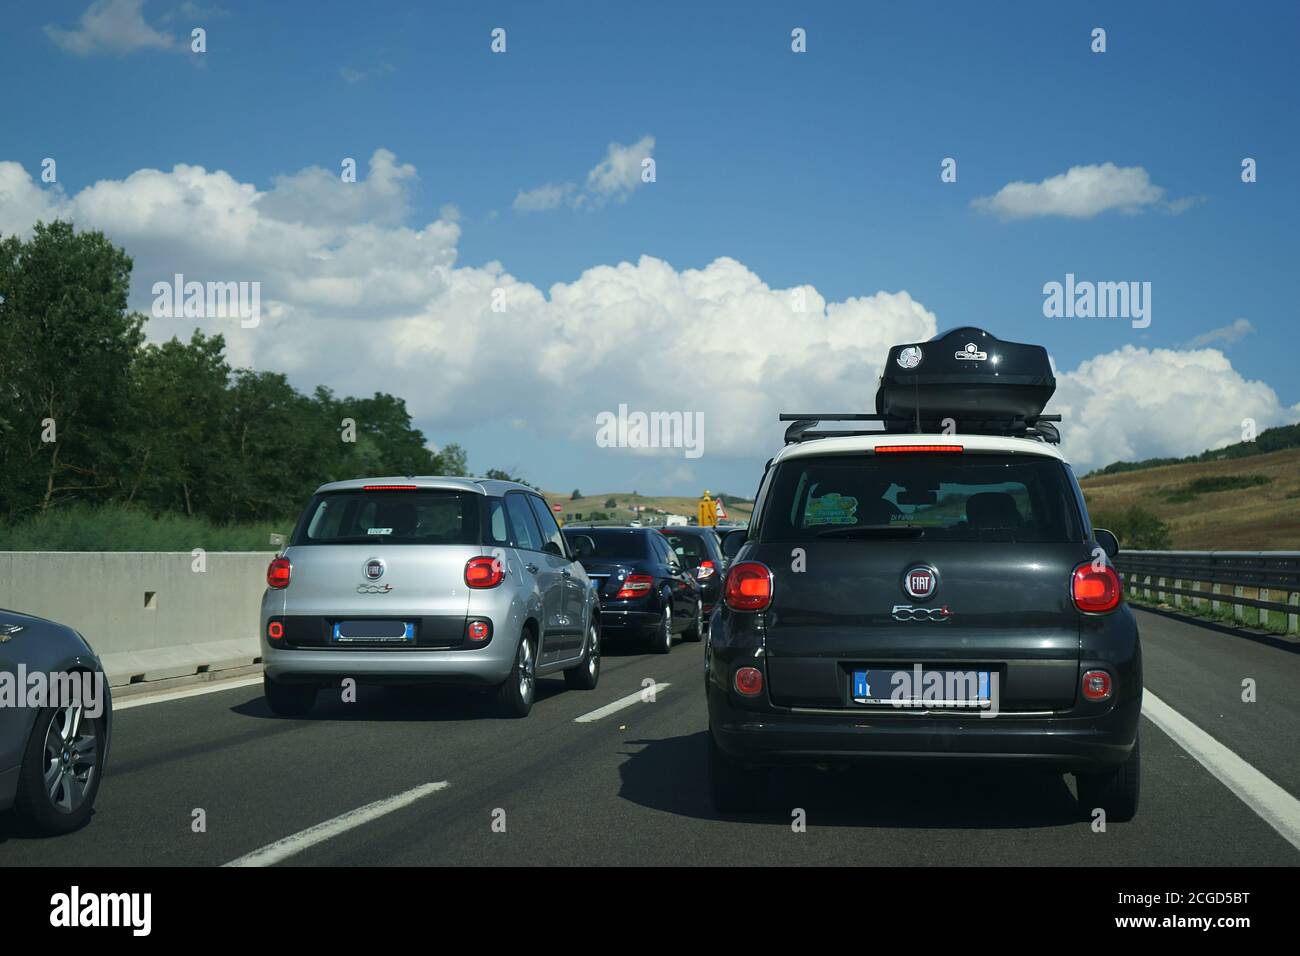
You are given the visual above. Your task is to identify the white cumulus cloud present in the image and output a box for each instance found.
[972,163,1190,220]
[515,136,655,212]
[45,0,179,56]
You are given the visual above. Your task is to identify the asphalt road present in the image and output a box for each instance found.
[2,609,1298,866]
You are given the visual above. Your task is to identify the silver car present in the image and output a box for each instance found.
[1,609,111,834]
[260,477,601,718]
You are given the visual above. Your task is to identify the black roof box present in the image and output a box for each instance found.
[875,327,1056,429]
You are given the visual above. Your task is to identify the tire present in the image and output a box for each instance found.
[14,702,106,835]
[649,600,673,654]
[707,732,768,814]
[1075,730,1140,823]
[495,631,536,717]
[264,674,317,717]
[682,598,704,642]
[564,621,601,690]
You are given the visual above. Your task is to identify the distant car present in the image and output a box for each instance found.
[563,527,703,653]
[0,609,111,834]
[658,526,726,621]
[261,477,601,719]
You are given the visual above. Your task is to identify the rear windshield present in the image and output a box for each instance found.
[293,490,481,545]
[760,454,1083,544]
[660,532,712,567]
[561,528,650,559]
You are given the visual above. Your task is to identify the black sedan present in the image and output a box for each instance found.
[658,526,727,618]
[563,527,703,654]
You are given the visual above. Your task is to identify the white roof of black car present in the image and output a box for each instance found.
[313,476,536,495]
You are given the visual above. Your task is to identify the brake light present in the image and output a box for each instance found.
[1072,563,1121,613]
[267,620,284,641]
[465,556,505,588]
[734,666,764,697]
[1082,669,1113,701]
[695,560,716,580]
[266,557,291,589]
[874,444,964,454]
[725,562,772,612]
[363,484,419,491]
[615,573,654,600]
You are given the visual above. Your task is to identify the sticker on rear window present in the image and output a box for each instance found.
[367,527,393,535]
[803,493,858,526]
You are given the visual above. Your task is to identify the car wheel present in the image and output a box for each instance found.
[650,600,673,654]
[565,622,601,690]
[682,598,704,642]
[264,673,317,717]
[14,702,106,835]
[1074,730,1140,823]
[707,731,768,814]
[496,631,536,717]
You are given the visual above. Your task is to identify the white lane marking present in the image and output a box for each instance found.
[1143,689,1300,852]
[114,675,264,711]
[574,683,671,723]
[223,781,450,867]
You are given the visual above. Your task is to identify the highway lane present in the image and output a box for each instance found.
[1,609,1297,866]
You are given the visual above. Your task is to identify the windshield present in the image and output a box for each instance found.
[293,490,481,545]
[760,454,1083,544]
[562,528,650,559]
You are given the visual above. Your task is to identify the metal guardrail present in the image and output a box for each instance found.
[1115,550,1300,633]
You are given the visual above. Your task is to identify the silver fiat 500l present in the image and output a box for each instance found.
[260,477,601,718]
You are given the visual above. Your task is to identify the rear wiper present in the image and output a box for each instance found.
[815,526,927,540]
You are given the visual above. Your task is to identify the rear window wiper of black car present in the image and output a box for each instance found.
[814,525,927,540]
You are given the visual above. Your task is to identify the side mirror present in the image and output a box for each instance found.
[1093,528,1120,560]
[543,540,564,558]
[720,528,747,561]
[570,535,595,559]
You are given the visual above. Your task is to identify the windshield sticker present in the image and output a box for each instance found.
[367,527,393,535]
[804,493,858,526]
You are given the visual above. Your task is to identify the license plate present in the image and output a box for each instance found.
[852,667,992,706]
[332,620,415,644]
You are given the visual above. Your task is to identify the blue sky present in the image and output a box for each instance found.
[3,1,1298,496]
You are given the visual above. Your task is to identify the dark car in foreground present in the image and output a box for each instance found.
[707,328,1141,821]
[563,527,703,653]
[0,609,111,834]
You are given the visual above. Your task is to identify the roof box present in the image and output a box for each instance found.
[875,327,1056,428]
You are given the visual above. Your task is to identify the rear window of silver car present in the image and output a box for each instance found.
[293,491,481,545]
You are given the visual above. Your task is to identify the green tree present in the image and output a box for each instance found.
[571,488,582,500]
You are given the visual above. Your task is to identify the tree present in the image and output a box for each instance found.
[0,221,145,519]
[604,498,617,508]
[571,489,582,500]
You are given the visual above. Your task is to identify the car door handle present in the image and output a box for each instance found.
[525,563,539,574]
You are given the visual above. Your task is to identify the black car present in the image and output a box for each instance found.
[658,526,726,619]
[563,527,703,654]
[706,327,1142,820]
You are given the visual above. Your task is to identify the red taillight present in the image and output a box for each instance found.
[874,444,964,454]
[466,620,491,642]
[695,560,716,580]
[615,573,654,600]
[267,620,284,641]
[734,666,764,697]
[725,561,772,612]
[363,484,419,491]
[266,557,291,589]
[1072,563,1121,613]
[465,556,505,589]
[1082,669,1113,701]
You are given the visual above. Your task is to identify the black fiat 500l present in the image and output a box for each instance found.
[564,527,703,654]
[707,328,1141,821]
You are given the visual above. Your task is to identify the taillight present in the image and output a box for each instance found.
[466,620,491,642]
[695,560,716,580]
[615,573,654,600]
[725,562,772,612]
[734,667,764,696]
[363,484,418,491]
[266,557,291,589]
[267,620,284,641]
[1082,669,1113,701]
[874,444,964,454]
[465,556,505,589]
[1072,563,1121,613]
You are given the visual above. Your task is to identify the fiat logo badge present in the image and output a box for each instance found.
[364,558,386,580]
[903,566,938,600]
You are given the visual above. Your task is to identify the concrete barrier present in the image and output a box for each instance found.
[0,551,274,687]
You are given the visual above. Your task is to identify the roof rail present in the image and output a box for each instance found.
[778,412,1063,445]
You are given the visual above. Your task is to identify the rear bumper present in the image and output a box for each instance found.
[597,608,661,633]
[263,642,515,685]
[708,684,1140,772]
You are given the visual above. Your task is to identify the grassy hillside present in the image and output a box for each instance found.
[1079,447,1300,550]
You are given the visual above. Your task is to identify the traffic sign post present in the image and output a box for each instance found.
[697,491,717,527]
